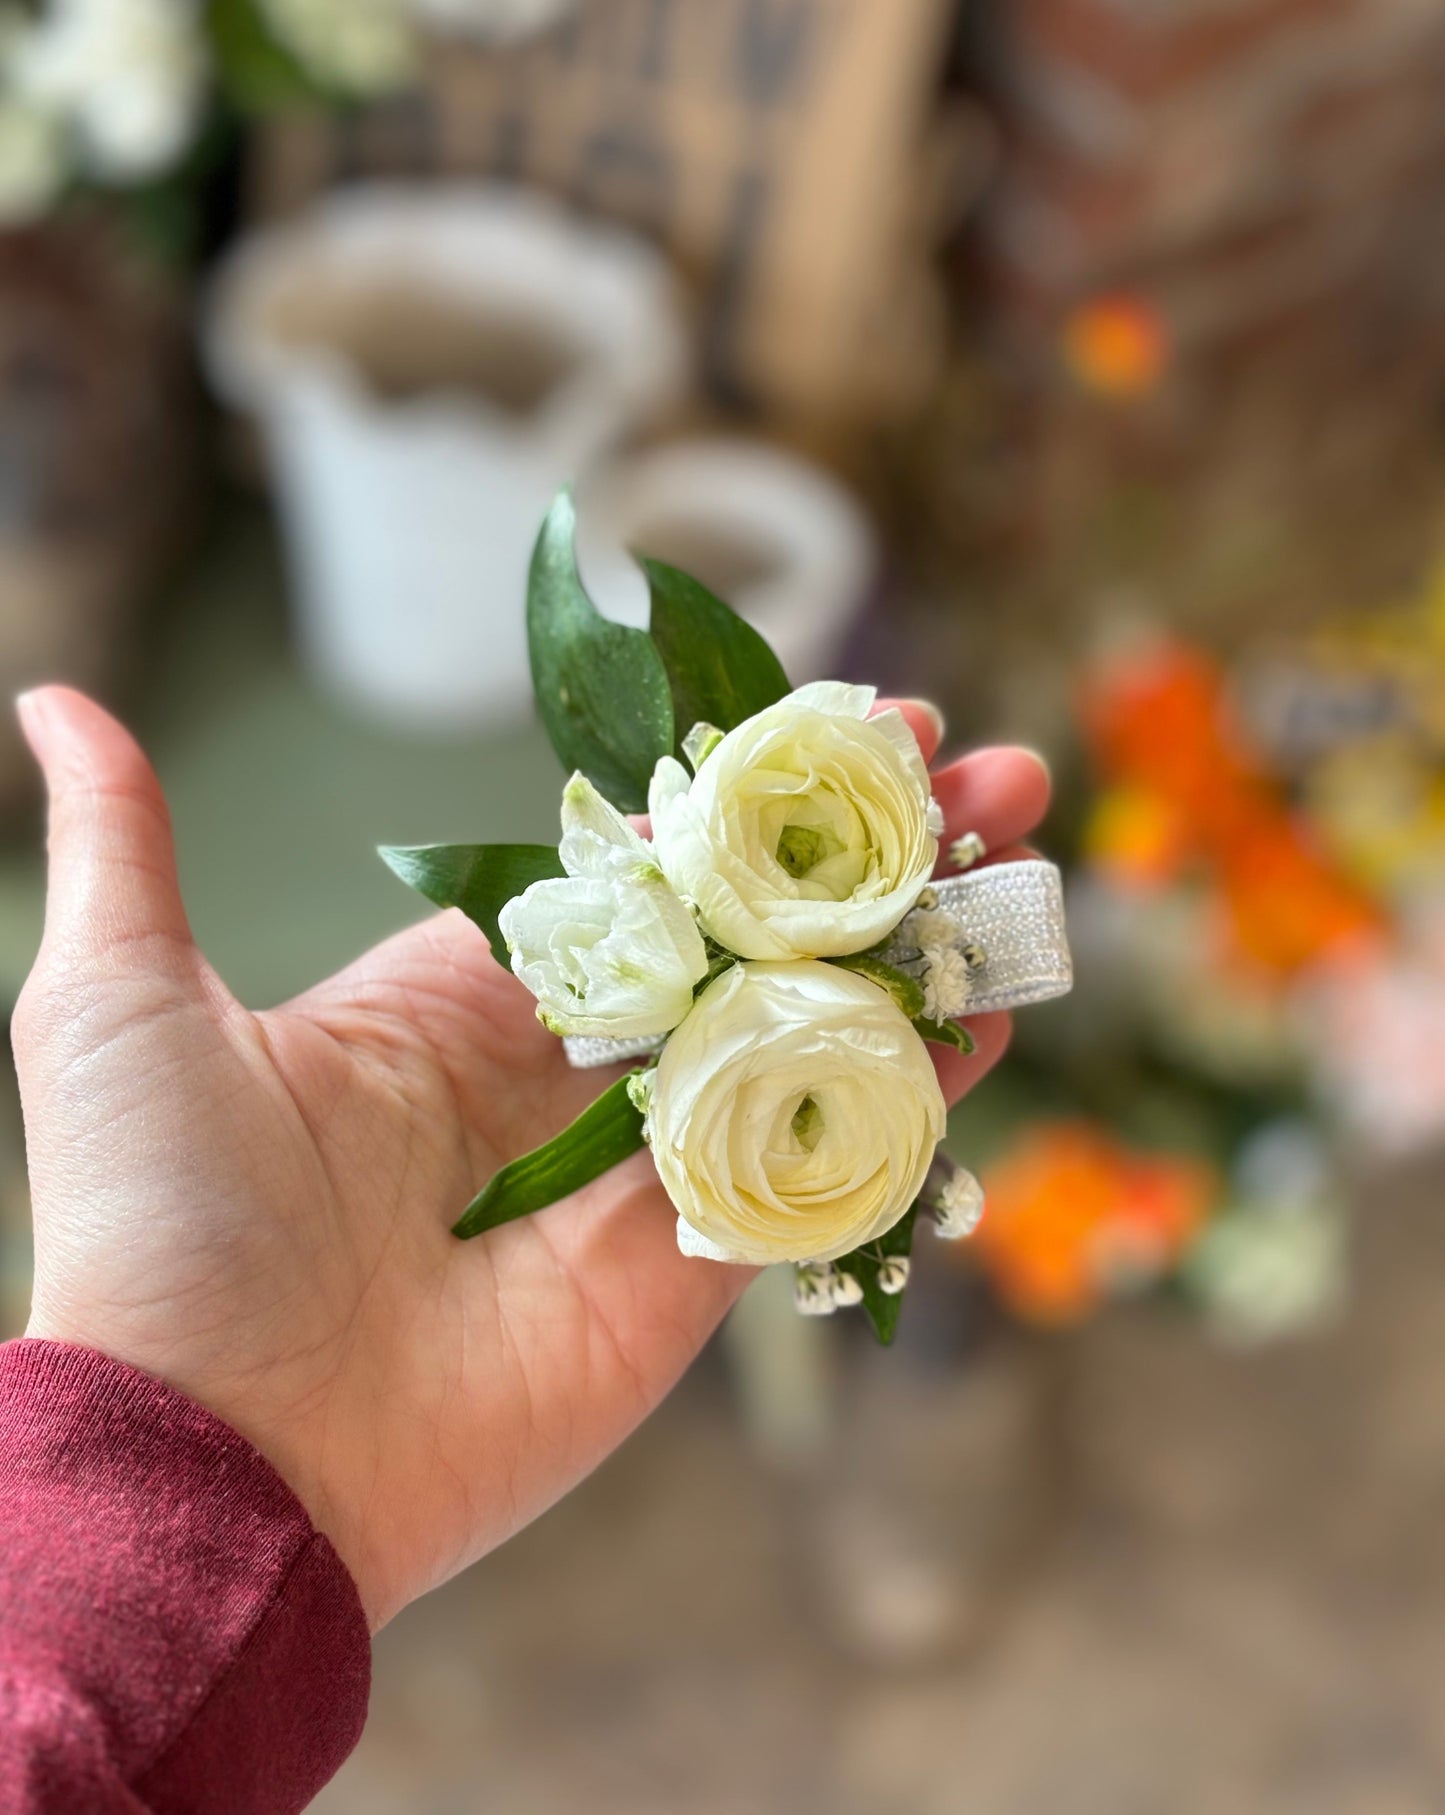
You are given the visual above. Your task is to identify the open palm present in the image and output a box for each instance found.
[12,687,1050,1629]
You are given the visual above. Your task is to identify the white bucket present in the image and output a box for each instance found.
[576,439,877,685]
[205,184,690,729]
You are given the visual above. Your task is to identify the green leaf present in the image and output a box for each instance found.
[835,1205,920,1346]
[830,955,926,1020]
[914,1017,977,1055]
[207,0,325,110]
[696,950,739,995]
[379,842,563,956]
[453,1074,646,1238]
[528,490,675,812]
[643,556,790,758]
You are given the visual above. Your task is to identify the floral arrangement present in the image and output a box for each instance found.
[381,491,1073,1343]
[945,622,1412,1348]
[1081,636,1383,978]
[969,1120,1214,1325]
[0,0,573,229]
[961,1112,1345,1346]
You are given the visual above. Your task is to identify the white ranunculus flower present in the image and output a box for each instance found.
[18,0,207,181]
[498,772,708,1040]
[647,960,946,1266]
[648,682,942,961]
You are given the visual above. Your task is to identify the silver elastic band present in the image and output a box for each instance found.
[563,858,1073,1070]
[898,859,1073,1015]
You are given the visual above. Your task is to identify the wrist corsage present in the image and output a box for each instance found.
[383,490,1073,1343]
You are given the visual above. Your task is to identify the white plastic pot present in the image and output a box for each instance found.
[575,439,877,685]
[205,184,690,729]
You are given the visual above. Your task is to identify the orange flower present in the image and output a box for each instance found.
[1063,295,1170,398]
[1220,814,1383,974]
[971,1121,1216,1324]
[1080,639,1385,973]
[1084,786,1193,888]
[1080,641,1261,839]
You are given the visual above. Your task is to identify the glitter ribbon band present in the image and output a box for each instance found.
[562,858,1073,1070]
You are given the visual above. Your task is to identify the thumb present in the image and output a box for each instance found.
[18,687,194,969]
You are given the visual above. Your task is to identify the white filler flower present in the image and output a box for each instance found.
[18,0,207,182]
[649,682,942,961]
[647,960,946,1266]
[499,772,707,1040]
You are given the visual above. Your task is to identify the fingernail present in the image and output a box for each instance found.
[904,699,946,743]
[1014,744,1052,784]
[15,690,50,750]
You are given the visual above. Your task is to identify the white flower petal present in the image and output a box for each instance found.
[649,687,938,960]
[649,961,945,1266]
[785,679,877,720]
[558,771,653,880]
[675,1217,747,1263]
[501,776,708,1038]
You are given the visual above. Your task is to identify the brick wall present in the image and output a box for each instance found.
[956,0,1445,610]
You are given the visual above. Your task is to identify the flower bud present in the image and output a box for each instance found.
[877,1257,911,1296]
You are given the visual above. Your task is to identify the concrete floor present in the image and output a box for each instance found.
[315,1155,1445,1815]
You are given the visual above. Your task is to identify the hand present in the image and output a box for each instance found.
[11,687,1050,1629]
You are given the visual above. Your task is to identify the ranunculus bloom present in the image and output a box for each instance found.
[646,960,946,1265]
[648,682,942,961]
[499,773,708,1039]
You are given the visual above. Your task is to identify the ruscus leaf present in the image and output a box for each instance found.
[643,556,790,757]
[831,955,927,1021]
[528,489,675,812]
[453,1074,647,1238]
[914,1017,977,1055]
[379,843,563,956]
[835,1205,920,1346]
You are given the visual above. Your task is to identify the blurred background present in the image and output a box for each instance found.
[4,0,1445,1808]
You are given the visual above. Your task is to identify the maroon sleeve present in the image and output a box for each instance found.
[0,1340,370,1814]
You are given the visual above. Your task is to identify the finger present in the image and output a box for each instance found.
[933,1009,1012,1107]
[872,696,944,767]
[979,841,1042,867]
[930,746,1051,868]
[17,687,194,967]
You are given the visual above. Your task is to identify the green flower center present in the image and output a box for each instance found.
[776,822,843,880]
[790,1094,825,1152]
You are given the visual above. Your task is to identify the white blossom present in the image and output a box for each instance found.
[499,772,708,1040]
[831,1267,864,1307]
[903,906,959,952]
[648,961,945,1266]
[949,830,986,871]
[18,0,207,182]
[928,1165,985,1241]
[919,945,973,1022]
[649,682,940,961]
[794,1262,840,1316]
[877,1257,911,1296]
